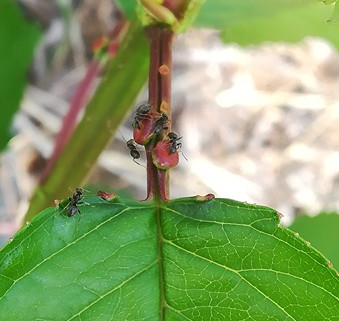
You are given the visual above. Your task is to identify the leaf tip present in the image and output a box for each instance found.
[195,193,215,201]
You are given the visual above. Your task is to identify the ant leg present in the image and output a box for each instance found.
[77,208,82,223]
[133,159,146,168]
[180,151,188,161]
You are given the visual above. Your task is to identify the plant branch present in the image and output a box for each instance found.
[40,18,128,184]
[24,19,149,222]
[39,60,100,183]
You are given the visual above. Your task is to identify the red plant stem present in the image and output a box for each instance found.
[145,27,160,199]
[39,19,128,184]
[160,29,172,115]
[145,27,174,201]
[39,60,100,183]
[147,28,161,111]
[158,29,173,200]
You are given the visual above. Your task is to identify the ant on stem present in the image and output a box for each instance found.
[153,113,169,134]
[168,132,182,154]
[132,103,152,129]
[126,139,142,165]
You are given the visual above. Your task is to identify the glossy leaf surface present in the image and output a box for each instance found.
[1,196,338,320]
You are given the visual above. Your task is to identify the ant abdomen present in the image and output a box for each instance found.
[126,139,141,164]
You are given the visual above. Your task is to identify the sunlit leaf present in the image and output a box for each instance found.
[1,196,337,320]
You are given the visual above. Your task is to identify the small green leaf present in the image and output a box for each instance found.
[1,197,337,319]
[289,212,339,268]
[113,0,137,18]
[0,0,41,151]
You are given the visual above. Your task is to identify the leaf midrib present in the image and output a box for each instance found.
[156,204,166,320]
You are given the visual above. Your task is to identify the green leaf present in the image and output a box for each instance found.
[289,212,339,269]
[328,0,339,22]
[0,0,41,151]
[194,0,339,48]
[113,0,137,19]
[221,3,339,47]
[194,0,314,30]
[1,196,338,320]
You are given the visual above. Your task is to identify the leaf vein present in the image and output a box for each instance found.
[164,239,297,321]
[66,260,157,321]
[0,205,147,301]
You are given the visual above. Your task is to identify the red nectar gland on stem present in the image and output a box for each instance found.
[152,140,179,169]
[133,116,155,145]
[133,103,156,145]
[133,104,169,145]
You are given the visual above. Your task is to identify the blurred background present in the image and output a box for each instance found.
[0,0,338,264]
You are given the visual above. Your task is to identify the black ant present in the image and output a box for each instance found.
[126,139,141,164]
[66,188,83,217]
[132,103,152,129]
[168,132,182,154]
[153,113,169,134]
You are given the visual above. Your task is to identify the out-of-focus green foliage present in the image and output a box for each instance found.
[194,0,312,29]
[0,0,41,151]
[114,0,136,18]
[114,0,339,48]
[289,213,339,268]
[220,2,339,48]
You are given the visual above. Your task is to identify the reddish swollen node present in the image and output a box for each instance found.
[152,140,179,169]
[133,116,156,145]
